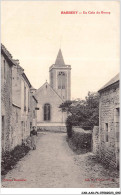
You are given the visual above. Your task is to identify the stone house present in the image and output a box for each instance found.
[11,60,24,149]
[1,44,37,151]
[98,73,120,169]
[21,72,32,141]
[12,60,38,145]
[1,44,15,152]
[12,60,35,143]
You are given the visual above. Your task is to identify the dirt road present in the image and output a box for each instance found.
[2,132,119,188]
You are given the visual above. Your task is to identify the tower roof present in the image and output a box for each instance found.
[55,49,65,66]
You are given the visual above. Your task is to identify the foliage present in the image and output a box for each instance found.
[59,100,72,113]
[66,116,73,138]
[59,91,99,131]
[67,131,92,154]
[1,144,30,176]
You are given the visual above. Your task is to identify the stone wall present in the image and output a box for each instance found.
[12,64,22,108]
[99,82,119,168]
[92,126,99,155]
[37,126,66,133]
[1,46,37,153]
[1,54,12,152]
[21,77,31,141]
[11,64,23,150]
[29,92,37,129]
[10,104,21,149]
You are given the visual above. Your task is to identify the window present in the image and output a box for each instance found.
[114,108,120,123]
[44,104,51,121]
[58,73,61,89]
[58,72,66,89]
[105,123,108,142]
[114,108,120,142]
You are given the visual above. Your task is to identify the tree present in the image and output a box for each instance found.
[84,92,99,128]
[59,100,72,114]
[59,91,99,131]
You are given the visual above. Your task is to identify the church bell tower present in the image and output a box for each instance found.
[49,49,71,101]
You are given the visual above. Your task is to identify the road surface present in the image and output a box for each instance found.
[2,132,119,188]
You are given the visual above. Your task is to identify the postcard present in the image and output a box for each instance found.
[1,0,120,194]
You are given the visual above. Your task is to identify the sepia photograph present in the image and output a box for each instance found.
[1,0,120,192]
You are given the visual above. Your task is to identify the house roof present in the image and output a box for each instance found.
[1,44,33,89]
[35,81,64,102]
[55,49,65,66]
[98,73,120,92]
[1,44,24,72]
[1,44,16,66]
[22,73,32,88]
[12,59,24,71]
[31,86,36,90]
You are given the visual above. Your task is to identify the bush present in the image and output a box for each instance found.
[59,92,99,132]
[1,145,30,176]
[67,131,92,154]
[66,116,73,138]
[66,125,73,138]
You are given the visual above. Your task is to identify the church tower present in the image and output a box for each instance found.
[49,49,71,101]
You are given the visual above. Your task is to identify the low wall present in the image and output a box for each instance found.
[37,126,66,133]
[73,126,92,134]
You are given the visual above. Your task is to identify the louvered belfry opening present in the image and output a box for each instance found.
[58,72,66,89]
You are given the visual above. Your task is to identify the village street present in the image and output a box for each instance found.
[2,132,119,188]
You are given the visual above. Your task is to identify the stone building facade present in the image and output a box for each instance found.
[1,44,14,152]
[10,104,21,149]
[35,82,67,131]
[12,60,37,143]
[11,60,24,149]
[92,126,99,155]
[98,73,120,169]
[1,44,38,152]
[35,49,70,131]
[21,73,32,141]
[30,88,38,130]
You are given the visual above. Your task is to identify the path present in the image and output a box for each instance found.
[2,132,119,188]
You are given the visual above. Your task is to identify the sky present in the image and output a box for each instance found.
[1,1,120,99]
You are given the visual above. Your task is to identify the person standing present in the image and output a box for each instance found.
[30,126,37,150]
